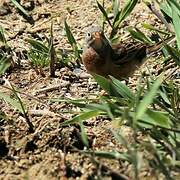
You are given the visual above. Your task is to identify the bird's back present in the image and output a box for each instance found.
[108,43,147,79]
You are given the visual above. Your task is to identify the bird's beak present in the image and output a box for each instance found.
[94,32,102,39]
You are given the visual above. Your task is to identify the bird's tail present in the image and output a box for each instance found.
[147,35,176,55]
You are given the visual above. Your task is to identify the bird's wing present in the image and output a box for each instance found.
[111,42,147,66]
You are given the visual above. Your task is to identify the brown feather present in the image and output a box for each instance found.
[82,26,175,80]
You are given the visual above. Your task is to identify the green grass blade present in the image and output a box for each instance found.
[64,20,81,59]
[136,74,164,120]
[60,110,101,126]
[87,103,114,119]
[0,26,7,44]
[160,1,172,18]
[159,90,171,105]
[92,73,118,96]
[64,20,76,46]
[112,11,121,27]
[143,23,170,35]
[110,76,135,101]
[114,0,138,28]
[165,45,180,66]
[79,122,89,148]
[111,129,130,149]
[93,74,135,100]
[113,0,120,17]
[139,109,171,128]
[168,0,180,13]
[26,38,49,53]
[83,150,129,161]
[10,0,30,17]
[128,27,153,44]
[171,3,180,49]
[0,56,11,75]
[0,92,26,114]
[96,1,112,27]
[51,98,90,108]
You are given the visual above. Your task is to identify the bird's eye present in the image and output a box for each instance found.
[87,32,91,37]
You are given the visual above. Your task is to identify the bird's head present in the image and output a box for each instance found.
[85,26,109,51]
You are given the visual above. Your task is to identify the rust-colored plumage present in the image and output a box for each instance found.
[82,26,174,80]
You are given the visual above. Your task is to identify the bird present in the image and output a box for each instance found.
[82,26,174,80]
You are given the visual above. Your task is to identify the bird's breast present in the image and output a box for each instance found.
[82,47,108,76]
